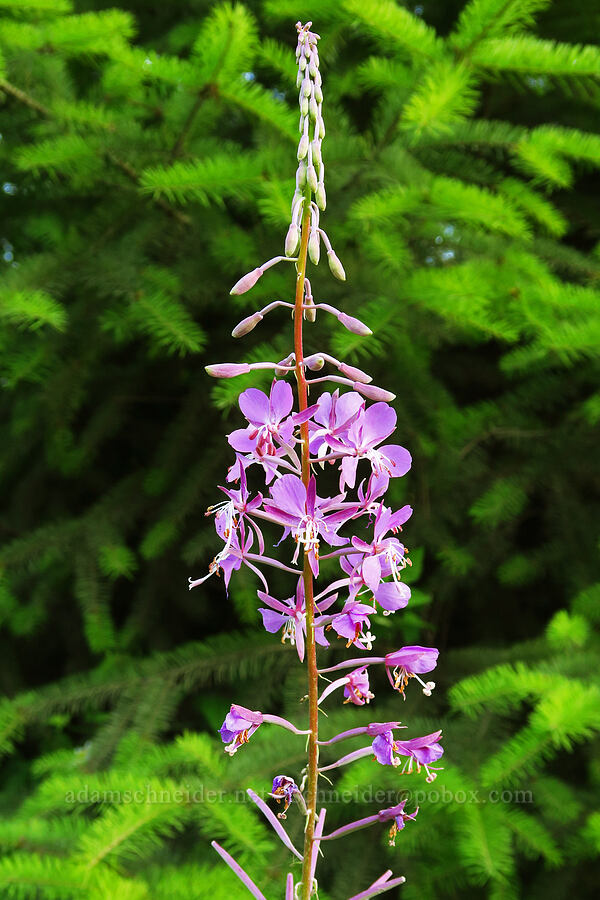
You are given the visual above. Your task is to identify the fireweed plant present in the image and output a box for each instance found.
[192,22,443,900]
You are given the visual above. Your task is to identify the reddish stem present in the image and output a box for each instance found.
[295,200,319,899]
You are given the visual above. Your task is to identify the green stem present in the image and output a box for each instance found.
[295,199,319,899]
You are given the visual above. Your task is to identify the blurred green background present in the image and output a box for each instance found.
[0,0,599,897]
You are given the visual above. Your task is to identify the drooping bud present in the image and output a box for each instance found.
[300,96,309,117]
[309,97,319,120]
[312,140,322,170]
[354,383,396,402]
[314,82,323,103]
[317,115,325,139]
[339,363,372,384]
[304,278,316,323]
[205,363,251,378]
[337,312,373,336]
[230,267,263,295]
[308,229,320,265]
[315,182,326,210]
[232,313,263,338]
[305,354,325,371]
[307,164,318,192]
[296,160,307,189]
[301,77,311,98]
[297,133,309,160]
[285,223,300,257]
[275,353,295,377]
[327,249,346,281]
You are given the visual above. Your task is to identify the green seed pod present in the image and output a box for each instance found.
[327,249,346,281]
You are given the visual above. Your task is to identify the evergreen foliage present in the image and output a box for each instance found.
[0,0,598,896]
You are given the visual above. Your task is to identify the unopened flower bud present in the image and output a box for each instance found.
[312,141,322,169]
[354,383,396,402]
[285,223,300,257]
[337,312,372,336]
[315,183,326,210]
[297,133,309,160]
[327,249,346,281]
[232,312,263,338]
[309,57,318,78]
[299,55,307,71]
[230,267,263,295]
[314,83,323,103]
[309,97,319,120]
[300,96,309,116]
[205,363,251,378]
[317,116,325,139]
[339,363,372,384]
[296,160,307,189]
[305,354,325,371]
[308,229,320,265]
[275,353,295,377]
[307,164,318,192]
[302,77,311,98]
[296,69,303,89]
[304,295,317,323]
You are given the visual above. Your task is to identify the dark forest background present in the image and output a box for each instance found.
[0,1,599,897]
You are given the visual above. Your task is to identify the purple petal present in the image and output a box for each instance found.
[239,388,270,426]
[335,391,365,429]
[295,621,305,661]
[269,379,293,421]
[268,474,307,520]
[307,475,317,516]
[385,645,438,674]
[362,556,382,593]
[258,608,286,633]
[228,427,256,452]
[256,590,293,615]
[340,456,358,490]
[395,730,443,765]
[372,732,395,766]
[361,403,396,447]
[375,582,411,611]
[381,444,412,477]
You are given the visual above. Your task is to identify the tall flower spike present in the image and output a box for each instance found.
[201,22,441,898]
